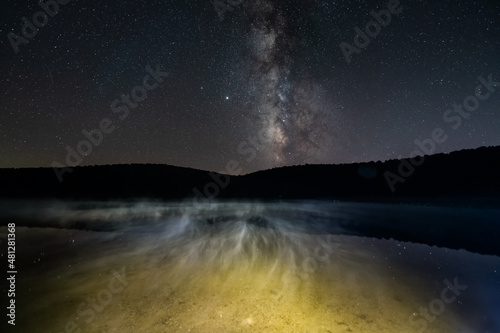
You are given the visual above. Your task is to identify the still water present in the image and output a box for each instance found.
[1,200,499,332]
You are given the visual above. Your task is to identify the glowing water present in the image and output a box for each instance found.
[1,200,498,332]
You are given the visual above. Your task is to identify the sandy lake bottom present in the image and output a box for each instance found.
[1,201,499,332]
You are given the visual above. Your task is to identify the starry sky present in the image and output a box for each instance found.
[1,0,499,174]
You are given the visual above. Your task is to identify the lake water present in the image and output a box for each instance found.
[1,200,499,332]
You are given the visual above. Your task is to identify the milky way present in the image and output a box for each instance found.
[242,0,340,167]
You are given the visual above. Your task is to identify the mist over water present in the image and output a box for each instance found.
[1,200,499,332]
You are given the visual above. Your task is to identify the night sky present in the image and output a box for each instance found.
[1,0,499,175]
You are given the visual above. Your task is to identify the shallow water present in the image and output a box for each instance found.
[1,200,499,332]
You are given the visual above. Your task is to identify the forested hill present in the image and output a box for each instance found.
[0,146,499,201]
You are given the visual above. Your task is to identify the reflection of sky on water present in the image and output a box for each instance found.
[1,200,499,332]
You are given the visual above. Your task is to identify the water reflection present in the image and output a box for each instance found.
[1,200,499,332]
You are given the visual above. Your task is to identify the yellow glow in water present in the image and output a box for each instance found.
[11,226,457,333]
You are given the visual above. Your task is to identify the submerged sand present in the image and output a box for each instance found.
[4,226,466,333]
[1,200,498,332]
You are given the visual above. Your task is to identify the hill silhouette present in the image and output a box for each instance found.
[0,146,499,202]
